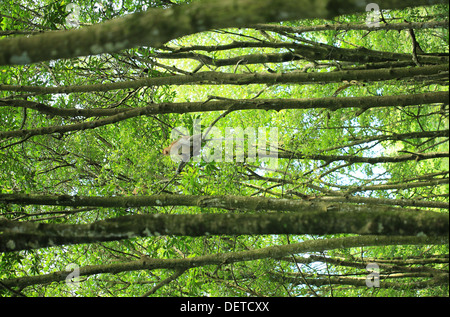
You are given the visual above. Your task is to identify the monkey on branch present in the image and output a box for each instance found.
[162,110,232,173]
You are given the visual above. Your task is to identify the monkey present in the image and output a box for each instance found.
[162,140,178,156]
[162,109,232,174]
[154,109,234,195]
[162,133,205,174]
[162,133,202,162]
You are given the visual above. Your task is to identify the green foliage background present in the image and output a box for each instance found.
[0,0,448,297]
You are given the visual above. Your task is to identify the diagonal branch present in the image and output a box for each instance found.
[0,235,446,290]
[1,0,442,66]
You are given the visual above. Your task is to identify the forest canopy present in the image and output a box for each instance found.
[0,0,448,298]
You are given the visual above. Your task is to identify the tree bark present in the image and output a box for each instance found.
[1,235,446,289]
[0,0,444,66]
[1,207,448,251]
